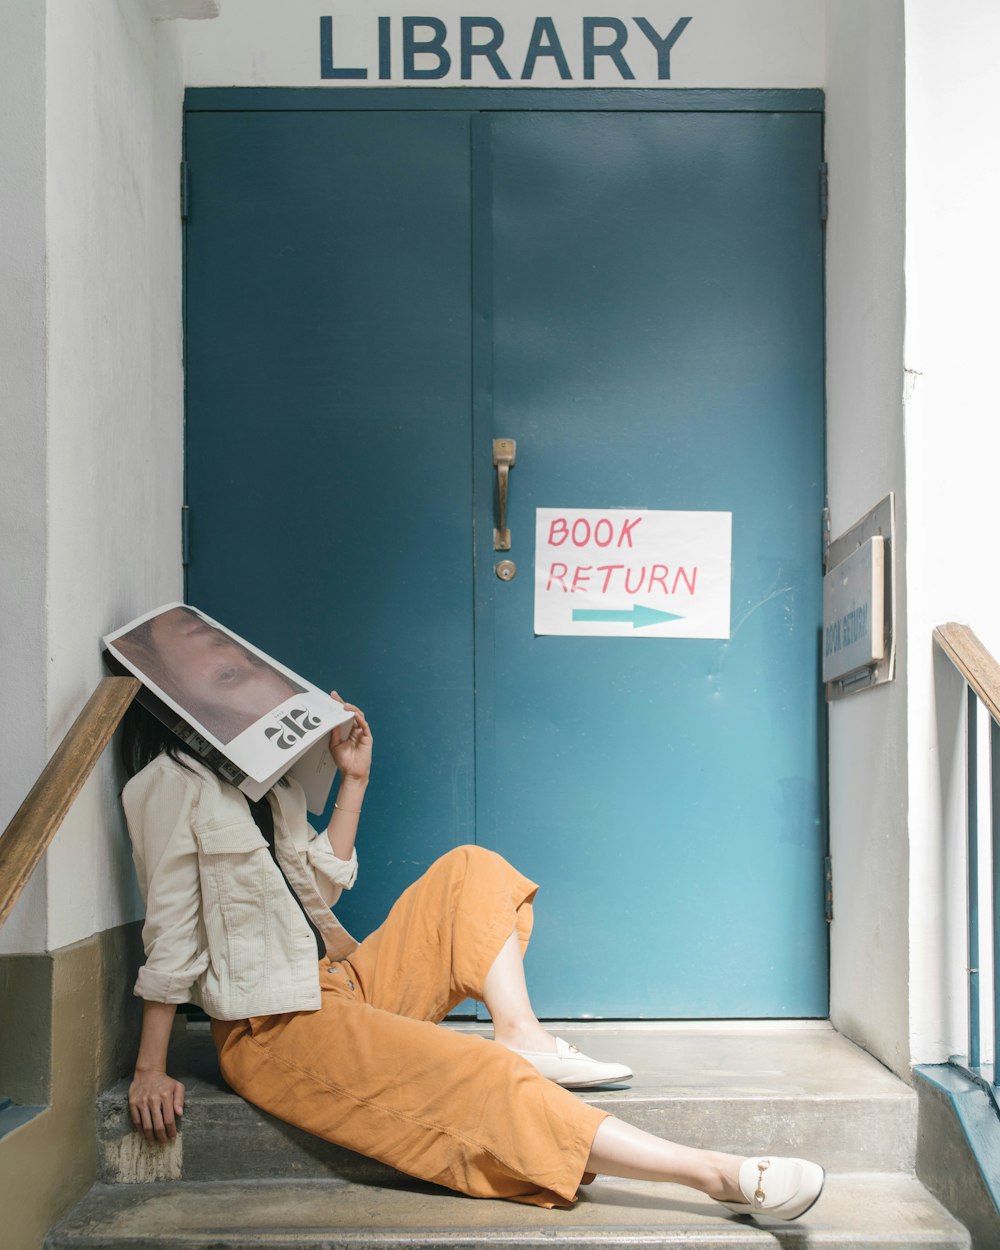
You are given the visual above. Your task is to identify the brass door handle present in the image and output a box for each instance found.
[493,438,516,551]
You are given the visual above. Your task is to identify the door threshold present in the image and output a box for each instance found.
[445,1018,834,1034]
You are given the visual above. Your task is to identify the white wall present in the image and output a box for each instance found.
[186,0,920,1071]
[0,0,186,956]
[823,0,909,1075]
[181,0,824,88]
[903,0,1000,1065]
[10,0,985,1085]
[0,1,50,954]
[43,0,186,951]
[825,0,1000,1075]
[0,0,829,962]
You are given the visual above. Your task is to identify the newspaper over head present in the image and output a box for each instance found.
[103,603,354,810]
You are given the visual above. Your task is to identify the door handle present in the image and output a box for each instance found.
[493,438,516,551]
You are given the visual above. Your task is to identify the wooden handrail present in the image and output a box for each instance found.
[933,623,1000,725]
[0,676,140,930]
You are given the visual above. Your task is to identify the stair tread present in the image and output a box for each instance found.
[109,1022,914,1104]
[46,1173,969,1248]
[95,1025,920,1183]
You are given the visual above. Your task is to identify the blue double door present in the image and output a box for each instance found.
[185,94,827,1018]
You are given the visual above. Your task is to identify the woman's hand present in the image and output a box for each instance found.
[128,1068,185,1145]
[328,693,373,783]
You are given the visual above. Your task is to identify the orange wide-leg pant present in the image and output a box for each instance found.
[211,845,608,1207]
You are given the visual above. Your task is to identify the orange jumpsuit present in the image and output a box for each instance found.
[212,845,608,1207]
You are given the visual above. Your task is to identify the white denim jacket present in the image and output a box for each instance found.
[123,752,360,1019]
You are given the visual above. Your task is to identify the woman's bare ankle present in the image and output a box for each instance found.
[491,1020,558,1054]
[700,1153,746,1203]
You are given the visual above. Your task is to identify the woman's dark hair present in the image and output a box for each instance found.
[119,697,205,780]
[118,694,289,788]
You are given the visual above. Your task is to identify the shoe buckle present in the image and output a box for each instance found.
[753,1159,770,1207]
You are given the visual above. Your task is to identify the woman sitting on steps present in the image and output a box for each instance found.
[121,694,825,1220]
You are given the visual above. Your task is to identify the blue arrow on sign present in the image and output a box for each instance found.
[571,604,684,629]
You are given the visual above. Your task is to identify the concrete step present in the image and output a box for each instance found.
[44,1173,970,1249]
[97,1022,918,1185]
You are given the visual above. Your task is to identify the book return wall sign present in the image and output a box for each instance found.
[533,507,732,638]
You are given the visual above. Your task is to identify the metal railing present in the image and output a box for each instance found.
[934,623,1000,1089]
[0,676,139,930]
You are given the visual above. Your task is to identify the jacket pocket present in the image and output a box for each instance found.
[198,822,270,992]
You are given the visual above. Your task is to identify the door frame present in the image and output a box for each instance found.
[181,86,829,1015]
[184,86,823,112]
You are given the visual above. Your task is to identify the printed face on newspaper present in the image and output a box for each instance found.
[104,603,354,807]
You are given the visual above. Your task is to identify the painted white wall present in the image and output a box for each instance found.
[0,0,50,955]
[181,0,823,89]
[146,0,220,17]
[823,0,909,1075]
[176,3,931,1065]
[825,0,1000,1075]
[0,0,186,956]
[903,0,1000,1065]
[42,0,186,951]
[11,0,986,1086]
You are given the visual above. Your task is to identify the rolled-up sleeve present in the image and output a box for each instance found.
[123,759,210,1004]
[306,832,358,907]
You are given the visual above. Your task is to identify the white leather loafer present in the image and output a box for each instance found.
[510,1036,633,1088]
[720,1155,825,1221]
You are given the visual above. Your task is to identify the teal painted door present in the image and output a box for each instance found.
[185,97,827,1018]
[478,112,826,1016]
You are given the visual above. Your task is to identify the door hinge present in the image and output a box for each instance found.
[180,160,190,221]
[824,855,833,923]
[181,504,191,567]
[819,162,829,222]
[822,504,831,568]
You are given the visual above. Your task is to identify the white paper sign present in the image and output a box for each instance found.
[534,508,732,638]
